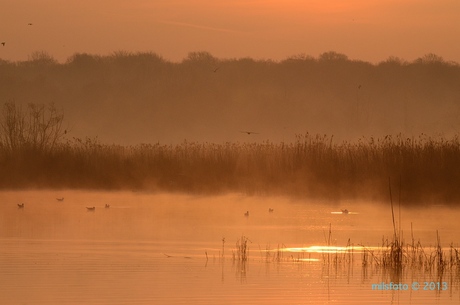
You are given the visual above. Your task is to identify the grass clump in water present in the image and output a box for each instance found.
[233,235,251,263]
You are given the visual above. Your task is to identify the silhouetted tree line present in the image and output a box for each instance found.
[0,50,459,143]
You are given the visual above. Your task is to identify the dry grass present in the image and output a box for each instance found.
[1,133,460,204]
[233,235,251,263]
[360,234,460,283]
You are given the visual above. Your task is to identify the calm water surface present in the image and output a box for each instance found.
[1,190,459,304]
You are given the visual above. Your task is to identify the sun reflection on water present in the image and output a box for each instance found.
[282,245,377,254]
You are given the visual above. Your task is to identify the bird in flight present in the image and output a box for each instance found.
[1,42,5,46]
[240,131,259,135]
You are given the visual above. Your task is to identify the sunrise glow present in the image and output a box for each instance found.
[2,1,460,304]
[1,0,458,63]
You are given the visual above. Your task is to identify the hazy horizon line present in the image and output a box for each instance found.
[1,49,458,66]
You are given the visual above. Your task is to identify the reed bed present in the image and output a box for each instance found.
[360,235,460,288]
[227,231,460,290]
[2,133,460,204]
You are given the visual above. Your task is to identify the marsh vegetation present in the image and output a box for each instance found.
[1,51,459,204]
[1,103,460,205]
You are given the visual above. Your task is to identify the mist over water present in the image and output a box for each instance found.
[1,191,460,304]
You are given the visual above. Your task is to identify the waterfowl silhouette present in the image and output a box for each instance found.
[268,208,274,213]
[17,203,24,208]
[341,209,349,214]
[56,197,64,202]
[244,211,249,217]
[1,42,5,46]
[240,131,259,135]
[105,204,110,208]
[86,206,95,211]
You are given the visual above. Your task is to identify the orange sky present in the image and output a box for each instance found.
[1,0,459,63]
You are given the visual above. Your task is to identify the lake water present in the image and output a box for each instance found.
[1,190,459,304]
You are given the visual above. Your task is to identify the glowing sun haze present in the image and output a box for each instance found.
[1,0,459,63]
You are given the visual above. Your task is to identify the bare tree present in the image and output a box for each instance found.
[0,101,65,153]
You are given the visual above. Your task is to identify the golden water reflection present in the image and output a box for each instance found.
[2,191,460,304]
[283,245,369,253]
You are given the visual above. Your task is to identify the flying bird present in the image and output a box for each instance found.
[1,42,5,46]
[240,131,259,135]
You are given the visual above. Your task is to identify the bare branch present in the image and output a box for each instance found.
[0,101,65,153]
